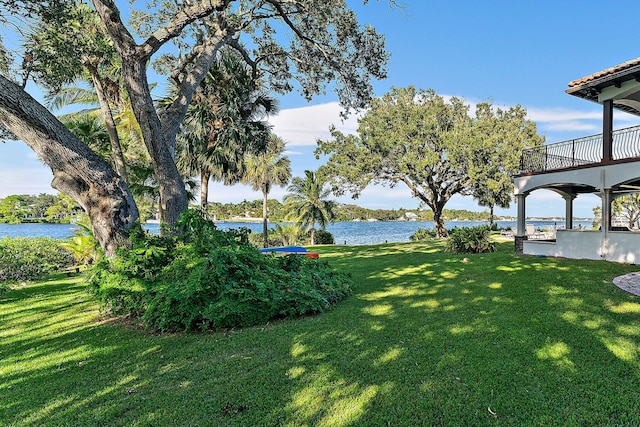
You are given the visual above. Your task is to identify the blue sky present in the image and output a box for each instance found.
[3,0,640,218]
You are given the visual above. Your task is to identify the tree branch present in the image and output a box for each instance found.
[139,0,232,59]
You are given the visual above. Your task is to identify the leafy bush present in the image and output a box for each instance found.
[60,221,101,266]
[445,226,496,254]
[314,230,335,244]
[87,210,352,331]
[248,231,281,248]
[0,237,75,283]
[410,228,437,241]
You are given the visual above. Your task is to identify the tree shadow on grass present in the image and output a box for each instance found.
[273,243,640,425]
[3,243,640,426]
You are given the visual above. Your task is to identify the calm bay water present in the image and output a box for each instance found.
[0,220,595,245]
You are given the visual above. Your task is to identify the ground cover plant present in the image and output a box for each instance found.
[0,236,74,283]
[87,210,351,331]
[3,241,640,425]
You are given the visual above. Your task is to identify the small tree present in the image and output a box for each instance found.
[242,134,292,248]
[285,170,335,245]
[470,103,543,227]
[613,193,640,229]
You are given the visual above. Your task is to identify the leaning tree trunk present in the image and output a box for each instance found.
[0,75,138,258]
[87,65,129,183]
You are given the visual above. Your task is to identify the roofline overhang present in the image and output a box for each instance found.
[566,60,640,116]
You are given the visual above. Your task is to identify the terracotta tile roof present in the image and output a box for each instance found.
[568,57,640,88]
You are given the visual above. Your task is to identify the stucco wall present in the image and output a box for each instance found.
[522,230,640,263]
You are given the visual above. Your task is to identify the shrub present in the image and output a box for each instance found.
[445,226,496,254]
[248,231,281,248]
[410,228,437,241]
[87,210,352,331]
[0,237,75,283]
[314,230,335,244]
[60,221,101,266]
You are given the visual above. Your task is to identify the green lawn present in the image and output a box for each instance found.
[2,241,640,426]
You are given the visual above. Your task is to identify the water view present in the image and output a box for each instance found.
[0,220,595,245]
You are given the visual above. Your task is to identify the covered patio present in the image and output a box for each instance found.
[513,58,640,263]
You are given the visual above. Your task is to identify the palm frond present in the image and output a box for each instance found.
[45,87,99,111]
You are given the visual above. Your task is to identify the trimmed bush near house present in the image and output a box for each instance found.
[445,226,496,254]
[0,237,74,283]
[87,210,352,331]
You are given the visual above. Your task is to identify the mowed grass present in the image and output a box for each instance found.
[3,241,640,426]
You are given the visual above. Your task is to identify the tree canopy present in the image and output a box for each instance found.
[0,0,390,255]
[316,86,543,238]
[470,103,544,226]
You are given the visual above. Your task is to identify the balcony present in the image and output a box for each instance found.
[519,124,640,175]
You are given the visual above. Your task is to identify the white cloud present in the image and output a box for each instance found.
[526,107,601,123]
[526,106,640,135]
[540,121,600,133]
[268,102,360,146]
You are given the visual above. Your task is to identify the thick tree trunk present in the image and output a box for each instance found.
[262,189,269,248]
[432,209,448,239]
[0,75,138,257]
[90,0,228,227]
[120,58,188,226]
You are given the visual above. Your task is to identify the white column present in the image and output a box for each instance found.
[516,193,527,236]
[563,194,575,230]
[602,188,612,232]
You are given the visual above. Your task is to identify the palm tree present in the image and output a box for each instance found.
[63,115,111,160]
[242,134,291,247]
[284,170,335,245]
[273,223,303,246]
[175,49,278,211]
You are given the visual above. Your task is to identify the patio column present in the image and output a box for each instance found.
[516,193,527,236]
[601,188,612,232]
[603,99,613,162]
[563,194,576,229]
[515,193,527,254]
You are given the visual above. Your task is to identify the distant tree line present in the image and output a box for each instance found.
[1,193,499,225]
[0,193,81,224]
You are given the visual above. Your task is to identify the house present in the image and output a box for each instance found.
[513,58,640,263]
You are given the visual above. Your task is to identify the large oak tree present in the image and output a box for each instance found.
[0,0,389,255]
[317,86,543,238]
